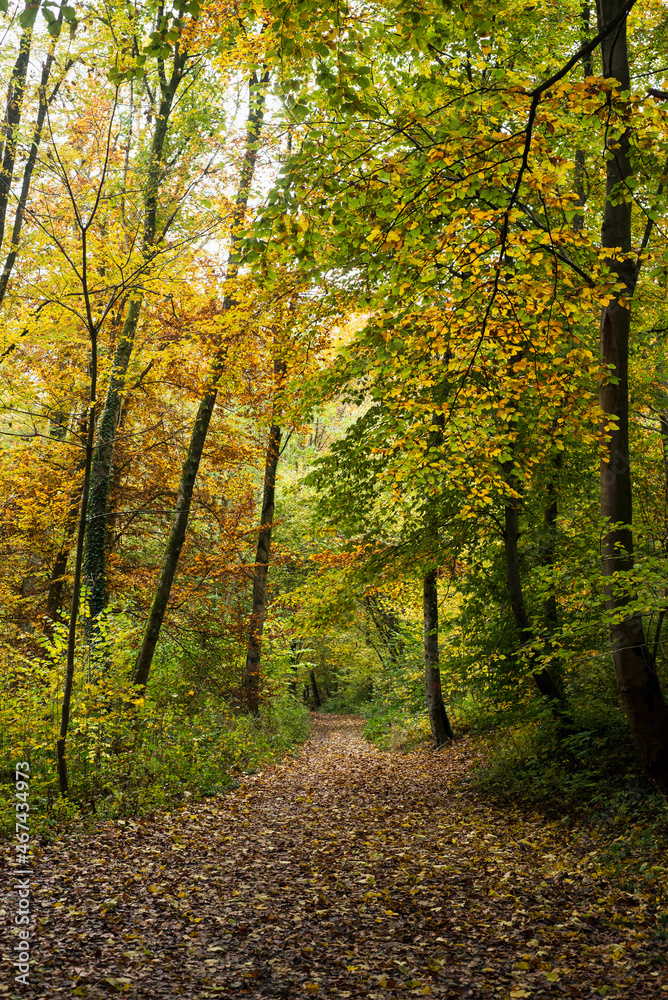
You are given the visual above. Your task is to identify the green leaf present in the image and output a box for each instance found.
[18,3,40,29]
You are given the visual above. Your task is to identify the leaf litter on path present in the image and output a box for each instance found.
[1,714,666,998]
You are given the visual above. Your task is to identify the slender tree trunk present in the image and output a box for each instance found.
[309,669,322,709]
[289,638,303,694]
[596,0,668,790]
[653,413,668,661]
[652,409,667,659]
[542,472,559,632]
[43,414,88,636]
[423,568,454,746]
[532,20,591,690]
[0,1,40,253]
[133,72,268,689]
[55,82,121,794]
[540,454,564,693]
[422,410,454,744]
[85,296,142,624]
[45,548,70,634]
[363,594,405,664]
[243,421,282,714]
[503,475,563,701]
[0,4,69,311]
[84,53,185,628]
[57,371,97,796]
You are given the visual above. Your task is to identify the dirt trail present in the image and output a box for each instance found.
[1,714,666,998]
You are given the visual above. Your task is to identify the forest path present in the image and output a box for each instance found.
[5,714,666,998]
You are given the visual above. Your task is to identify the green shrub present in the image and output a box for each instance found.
[0,626,311,841]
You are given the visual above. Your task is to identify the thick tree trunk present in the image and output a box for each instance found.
[243,422,282,714]
[503,479,563,701]
[133,73,268,689]
[596,0,668,790]
[423,569,453,746]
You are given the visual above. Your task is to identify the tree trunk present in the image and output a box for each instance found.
[596,0,668,790]
[84,53,185,629]
[423,569,453,746]
[133,72,268,690]
[243,421,282,714]
[0,1,40,253]
[0,3,69,311]
[309,669,322,709]
[362,594,405,664]
[43,414,88,636]
[503,477,563,701]
[57,373,97,796]
[289,638,303,694]
[422,410,454,744]
[542,471,559,632]
[652,412,668,660]
[539,454,564,693]
[85,296,142,624]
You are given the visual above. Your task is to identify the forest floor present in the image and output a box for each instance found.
[1,713,667,999]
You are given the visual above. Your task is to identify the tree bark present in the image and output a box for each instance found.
[55,69,121,794]
[309,669,322,709]
[652,412,668,661]
[422,410,454,744]
[423,568,454,746]
[133,72,268,689]
[0,4,70,311]
[596,0,668,790]
[84,49,186,628]
[85,296,142,624]
[0,1,40,254]
[289,638,303,694]
[539,454,564,693]
[43,413,88,636]
[542,471,559,632]
[243,421,282,714]
[362,594,405,664]
[503,476,563,701]
[57,370,97,796]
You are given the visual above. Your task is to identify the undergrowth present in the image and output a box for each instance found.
[361,689,668,915]
[0,642,311,841]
